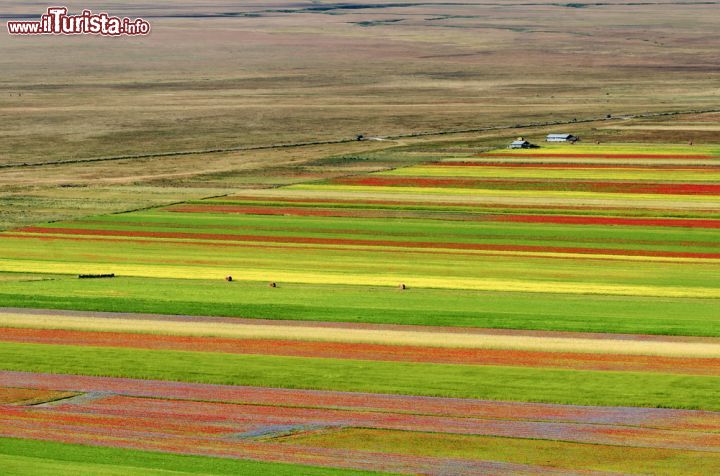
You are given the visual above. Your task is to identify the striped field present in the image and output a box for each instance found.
[1,143,719,474]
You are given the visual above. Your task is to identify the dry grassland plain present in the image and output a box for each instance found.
[1,0,719,164]
[2,0,720,227]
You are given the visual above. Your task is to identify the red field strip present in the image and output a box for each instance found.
[18,226,720,259]
[439,162,720,170]
[4,371,720,431]
[491,214,720,228]
[478,153,716,159]
[167,204,720,229]
[1,327,717,376]
[333,176,720,195]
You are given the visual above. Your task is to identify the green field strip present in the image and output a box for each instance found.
[1,276,719,336]
[1,342,719,410]
[0,438,373,476]
[281,428,720,475]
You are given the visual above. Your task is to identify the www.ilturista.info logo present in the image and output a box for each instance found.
[7,7,151,36]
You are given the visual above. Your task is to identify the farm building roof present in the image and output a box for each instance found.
[547,134,574,139]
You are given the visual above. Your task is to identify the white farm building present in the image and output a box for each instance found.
[546,133,579,143]
[509,139,532,149]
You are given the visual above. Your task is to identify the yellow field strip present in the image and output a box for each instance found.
[382,166,720,182]
[1,311,719,358]
[240,187,720,210]
[438,158,720,166]
[1,259,719,298]
[290,184,720,202]
[602,125,720,131]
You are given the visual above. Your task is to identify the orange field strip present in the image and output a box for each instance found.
[0,387,77,405]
